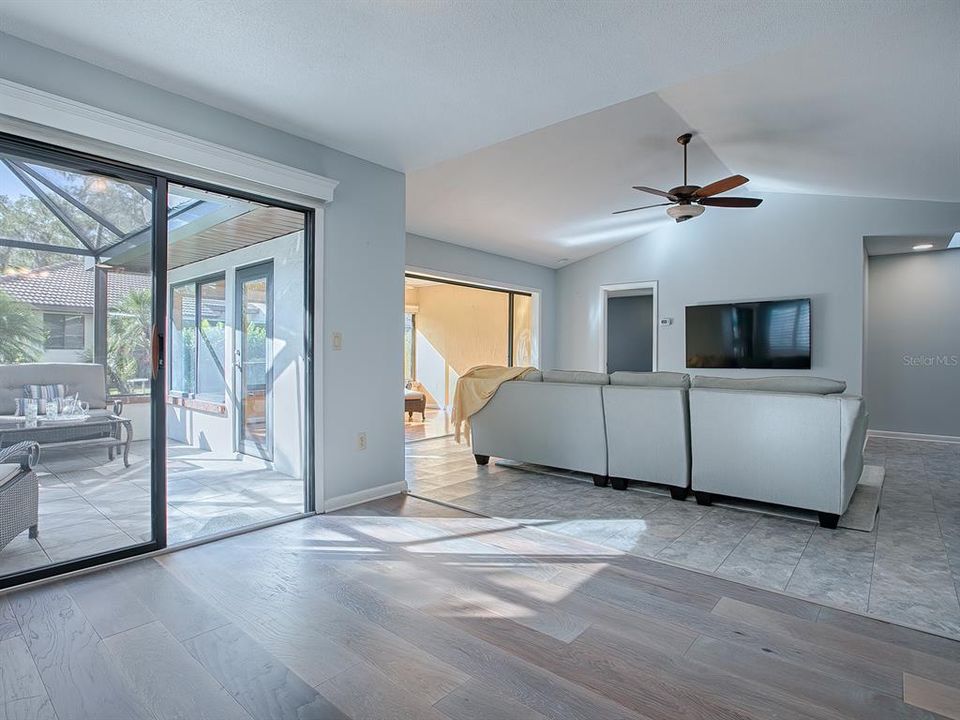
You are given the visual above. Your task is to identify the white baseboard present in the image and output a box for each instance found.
[868,429,960,444]
[322,481,407,513]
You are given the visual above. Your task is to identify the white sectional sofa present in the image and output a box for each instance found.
[602,371,691,499]
[688,376,867,528]
[470,370,609,483]
[469,370,866,527]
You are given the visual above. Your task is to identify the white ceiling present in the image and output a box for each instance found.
[409,2,960,265]
[0,0,908,172]
[408,92,730,265]
[1,1,957,267]
[864,236,957,257]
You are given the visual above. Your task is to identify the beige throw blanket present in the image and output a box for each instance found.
[452,365,537,443]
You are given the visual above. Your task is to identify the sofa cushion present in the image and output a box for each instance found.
[0,464,23,489]
[610,371,690,389]
[24,383,67,402]
[691,375,847,395]
[542,370,609,385]
[0,364,108,414]
[14,398,60,416]
[404,389,425,400]
[519,370,543,382]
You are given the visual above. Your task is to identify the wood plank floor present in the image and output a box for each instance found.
[405,435,960,639]
[1,493,958,720]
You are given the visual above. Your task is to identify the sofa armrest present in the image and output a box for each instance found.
[838,395,867,511]
[0,441,40,470]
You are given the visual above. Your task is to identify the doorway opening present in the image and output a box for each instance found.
[599,281,658,373]
[404,272,538,443]
[165,183,309,545]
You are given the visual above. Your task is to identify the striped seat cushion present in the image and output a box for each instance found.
[23,383,67,402]
[14,397,51,416]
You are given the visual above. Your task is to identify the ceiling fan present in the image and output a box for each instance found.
[614,133,762,223]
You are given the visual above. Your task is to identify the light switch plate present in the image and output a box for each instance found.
[332,331,343,350]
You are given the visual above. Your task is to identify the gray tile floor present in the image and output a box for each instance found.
[405,408,454,443]
[406,435,960,639]
[0,440,304,577]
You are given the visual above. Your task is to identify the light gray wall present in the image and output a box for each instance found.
[556,192,960,393]
[606,294,653,372]
[866,249,960,437]
[406,232,557,369]
[1,32,406,505]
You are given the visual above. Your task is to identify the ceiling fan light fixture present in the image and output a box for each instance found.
[666,204,705,222]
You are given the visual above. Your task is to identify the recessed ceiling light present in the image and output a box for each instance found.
[912,243,934,251]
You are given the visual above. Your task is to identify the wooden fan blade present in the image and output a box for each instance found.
[632,186,678,200]
[698,197,762,208]
[613,202,672,215]
[694,174,748,198]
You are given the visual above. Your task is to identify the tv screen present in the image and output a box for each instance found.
[686,299,811,369]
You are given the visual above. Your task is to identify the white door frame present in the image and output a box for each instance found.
[598,281,659,373]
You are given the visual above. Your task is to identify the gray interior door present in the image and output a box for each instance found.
[606,294,654,373]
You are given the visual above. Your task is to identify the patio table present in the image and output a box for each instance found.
[0,415,133,468]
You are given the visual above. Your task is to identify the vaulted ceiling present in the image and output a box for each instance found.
[1,0,957,266]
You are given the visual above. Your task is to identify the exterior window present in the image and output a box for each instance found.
[43,313,84,350]
[170,276,225,401]
[197,279,226,399]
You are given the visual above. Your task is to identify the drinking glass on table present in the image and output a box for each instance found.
[24,398,38,426]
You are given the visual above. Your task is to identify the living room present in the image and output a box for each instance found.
[1,2,959,719]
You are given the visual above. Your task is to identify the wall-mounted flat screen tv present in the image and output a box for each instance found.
[686,298,811,369]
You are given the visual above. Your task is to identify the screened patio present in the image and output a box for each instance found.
[0,141,309,579]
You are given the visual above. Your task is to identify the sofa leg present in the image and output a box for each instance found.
[818,512,840,529]
[29,524,38,539]
[670,486,689,501]
[592,475,609,488]
[474,454,490,466]
[610,477,628,491]
[694,491,713,506]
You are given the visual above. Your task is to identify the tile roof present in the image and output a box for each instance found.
[0,262,151,311]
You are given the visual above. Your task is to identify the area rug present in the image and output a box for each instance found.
[837,464,885,532]
[495,460,885,532]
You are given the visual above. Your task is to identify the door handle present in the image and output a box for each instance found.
[151,324,164,380]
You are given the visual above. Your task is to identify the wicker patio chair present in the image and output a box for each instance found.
[0,440,41,552]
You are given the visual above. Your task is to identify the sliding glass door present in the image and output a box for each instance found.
[403,273,535,442]
[164,183,309,545]
[0,135,163,587]
[0,132,315,588]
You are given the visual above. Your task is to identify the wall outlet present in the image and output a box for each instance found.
[332,331,343,351]
[357,432,367,451]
